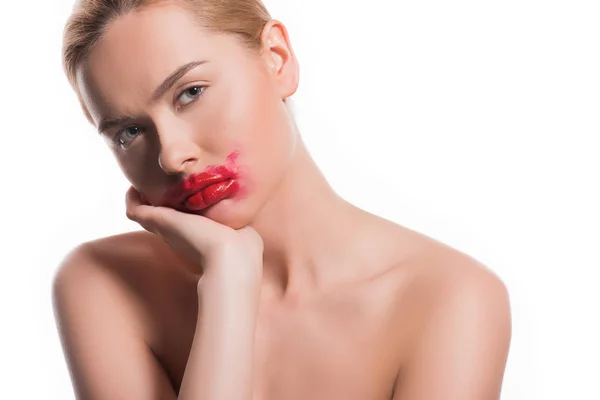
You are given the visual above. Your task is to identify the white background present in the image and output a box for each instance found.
[0,0,598,398]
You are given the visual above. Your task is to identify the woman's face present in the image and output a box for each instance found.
[76,3,298,227]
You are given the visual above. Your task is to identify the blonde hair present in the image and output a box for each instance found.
[62,0,273,122]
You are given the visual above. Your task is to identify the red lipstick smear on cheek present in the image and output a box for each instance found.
[206,150,240,174]
[224,149,250,200]
[225,150,240,165]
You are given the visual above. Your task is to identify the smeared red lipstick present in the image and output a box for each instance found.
[164,150,241,211]
[184,178,239,210]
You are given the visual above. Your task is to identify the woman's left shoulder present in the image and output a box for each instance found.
[389,234,512,335]
[413,238,509,301]
[375,225,511,324]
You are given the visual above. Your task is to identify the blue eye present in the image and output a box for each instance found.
[115,126,142,148]
[177,86,206,106]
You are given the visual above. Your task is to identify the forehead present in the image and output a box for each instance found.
[75,3,242,122]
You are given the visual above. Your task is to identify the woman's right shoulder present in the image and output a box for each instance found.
[53,230,193,287]
[52,231,197,313]
[51,231,182,399]
[57,230,172,269]
[51,231,169,328]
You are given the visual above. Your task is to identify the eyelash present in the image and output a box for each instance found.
[113,85,207,149]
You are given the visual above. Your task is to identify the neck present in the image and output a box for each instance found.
[248,135,365,300]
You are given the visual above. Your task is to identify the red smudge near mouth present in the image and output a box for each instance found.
[184,178,240,210]
[162,150,241,207]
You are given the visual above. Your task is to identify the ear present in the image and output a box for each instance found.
[259,20,299,100]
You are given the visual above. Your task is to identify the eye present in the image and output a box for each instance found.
[114,126,142,149]
[177,85,206,107]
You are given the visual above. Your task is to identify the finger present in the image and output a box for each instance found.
[125,186,200,238]
[125,185,144,221]
[125,186,161,233]
[125,186,236,258]
[149,204,237,258]
[139,192,152,205]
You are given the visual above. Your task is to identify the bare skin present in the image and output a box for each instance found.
[52,3,511,400]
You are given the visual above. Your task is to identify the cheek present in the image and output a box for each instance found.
[241,102,296,194]
[114,148,164,201]
[241,79,287,142]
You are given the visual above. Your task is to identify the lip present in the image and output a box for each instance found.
[183,178,240,211]
[166,165,238,206]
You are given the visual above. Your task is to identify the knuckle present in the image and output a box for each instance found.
[125,208,137,221]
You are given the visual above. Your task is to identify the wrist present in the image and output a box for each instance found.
[197,267,261,305]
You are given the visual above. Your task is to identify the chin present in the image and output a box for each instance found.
[190,196,256,230]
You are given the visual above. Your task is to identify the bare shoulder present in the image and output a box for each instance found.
[52,230,197,333]
[373,220,509,303]
[52,230,158,313]
[369,220,509,303]
[55,230,189,274]
[353,216,511,330]
[408,236,509,297]
[54,230,196,289]
[385,231,512,399]
[386,229,511,335]
[51,231,194,399]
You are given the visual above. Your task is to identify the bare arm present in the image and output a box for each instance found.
[393,268,512,400]
[177,270,260,400]
[52,244,177,400]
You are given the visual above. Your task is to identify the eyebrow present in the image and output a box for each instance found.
[150,60,209,102]
[97,114,137,134]
[97,60,209,134]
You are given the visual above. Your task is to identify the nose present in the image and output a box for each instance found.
[156,125,201,175]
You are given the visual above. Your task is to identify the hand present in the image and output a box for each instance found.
[125,185,264,290]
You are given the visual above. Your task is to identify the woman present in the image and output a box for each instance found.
[52,1,512,399]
